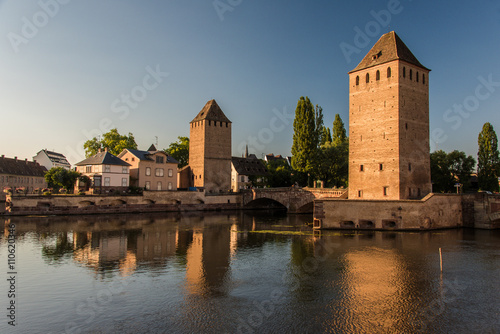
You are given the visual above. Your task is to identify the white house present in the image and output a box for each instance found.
[33,149,71,170]
[74,149,131,194]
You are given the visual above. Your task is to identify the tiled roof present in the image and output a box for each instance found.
[232,156,268,176]
[350,31,429,73]
[44,150,71,166]
[191,99,231,123]
[0,156,47,176]
[118,149,179,164]
[75,151,131,166]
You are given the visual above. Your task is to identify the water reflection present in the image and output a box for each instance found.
[1,213,499,334]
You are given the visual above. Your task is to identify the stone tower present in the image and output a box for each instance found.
[189,99,232,193]
[348,31,431,200]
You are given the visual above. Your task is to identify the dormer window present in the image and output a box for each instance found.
[372,51,382,60]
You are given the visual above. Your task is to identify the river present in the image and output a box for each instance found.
[0,211,499,333]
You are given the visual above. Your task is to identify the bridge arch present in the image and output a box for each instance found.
[244,198,287,210]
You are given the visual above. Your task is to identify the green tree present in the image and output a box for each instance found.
[332,114,347,145]
[315,105,324,146]
[44,167,81,192]
[321,126,332,145]
[477,122,500,192]
[165,136,189,168]
[448,150,476,192]
[314,140,349,188]
[431,150,476,193]
[83,128,137,157]
[291,97,318,182]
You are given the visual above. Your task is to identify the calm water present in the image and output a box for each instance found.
[0,211,499,334]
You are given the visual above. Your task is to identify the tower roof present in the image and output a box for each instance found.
[190,99,231,123]
[349,31,429,73]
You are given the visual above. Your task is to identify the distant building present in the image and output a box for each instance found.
[184,99,232,193]
[348,31,431,200]
[231,154,268,192]
[0,155,48,193]
[33,149,71,170]
[74,149,131,193]
[118,144,178,191]
[264,153,291,165]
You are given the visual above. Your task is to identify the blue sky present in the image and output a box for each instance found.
[0,0,499,165]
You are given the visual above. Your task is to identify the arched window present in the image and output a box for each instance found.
[366,73,369,83]
[403,67,406,78]
[356,76,359,86]
[409,69,413,80]
[376,70,380,81]
[423,74,426,84]
[416,71,419,82]
[387,67,391,78]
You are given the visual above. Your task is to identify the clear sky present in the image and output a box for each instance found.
[0,0,499,165]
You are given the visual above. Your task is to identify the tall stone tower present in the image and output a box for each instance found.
[189,99,232,193]
[348,31,431,200]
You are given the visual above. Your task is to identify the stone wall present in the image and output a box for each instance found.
[314,193,463,230]
[4,190,242,216]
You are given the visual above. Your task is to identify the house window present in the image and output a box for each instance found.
[416,71,419,82]
[409,163,412,171]
[145,181,150,190]
[94,177,101,187]
[104,165,111,173]
[157,182,162,191]
[156,156,164,163]
[86,166,92,173]
[379,164,383,171]
[155,168,164,177]
[104,177,110,186]
[360,165,364,172]
[403,67,406,78]
[168,182,172,190]
[383,187,389,196]
[132,157,135,161]
[168,169,173,177]
[240,175,245,182]
[387,67,391,78]
[376,70,380,81]
[122,166,128,174]
[409,69,413,80]
[122,178,127,187]
[366,73,369,83]
[358,190,363,198]
[356,76,359,85]
[146,167,151,176]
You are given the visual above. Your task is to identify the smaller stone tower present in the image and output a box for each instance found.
[189,99,232,193]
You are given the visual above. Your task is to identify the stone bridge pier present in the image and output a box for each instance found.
[241,187,347,213]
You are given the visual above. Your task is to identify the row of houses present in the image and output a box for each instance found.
[1,145,273,194]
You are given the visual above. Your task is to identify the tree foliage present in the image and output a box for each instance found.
[477,122,500,192]
[165,136,189,168]
[431,150,476,193]
[83,128,137,157]
[291,97,317,175]
[44,167,81,192]
[314,140,349,188]
[332,113,347,145]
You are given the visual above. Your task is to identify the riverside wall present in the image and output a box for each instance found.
[313,193,500,230]
[3,191,242,216]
